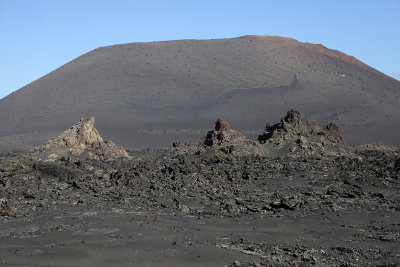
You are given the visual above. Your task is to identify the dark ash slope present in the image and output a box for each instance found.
[0,35,399,149]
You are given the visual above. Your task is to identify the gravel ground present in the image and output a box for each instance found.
[0,148,399,266]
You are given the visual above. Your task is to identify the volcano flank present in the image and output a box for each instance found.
[0,35,399,149]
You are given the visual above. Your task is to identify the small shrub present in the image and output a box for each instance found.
[308,152,328,161]
[6,162,26,172]
[214,151,228,162]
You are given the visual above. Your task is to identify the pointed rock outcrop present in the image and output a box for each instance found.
[258,110,347,156]
[203,119,246,147]
[200,118,263,156]
[32,117,130,161]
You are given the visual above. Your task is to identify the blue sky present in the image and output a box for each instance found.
[0,0,399,99]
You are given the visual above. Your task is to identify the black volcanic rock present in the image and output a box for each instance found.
[0,139,400,265]
[258,110,347,155]
[395,158,400,172]
[203,119,246,147]
[201,118,263,156]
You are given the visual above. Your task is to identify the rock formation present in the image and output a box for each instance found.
[203,119,247,146]
[200,118,263,156]
[31,117,130,161]
[258,110,347,156]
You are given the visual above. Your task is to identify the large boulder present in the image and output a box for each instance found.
[31,117,130,161]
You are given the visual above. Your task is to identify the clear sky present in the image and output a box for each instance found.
[0,0,399,99]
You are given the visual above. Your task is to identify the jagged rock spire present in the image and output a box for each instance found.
[258,110,347,155]
[32,117,130,161]
[203,118,246,147]
[200,118,263,156]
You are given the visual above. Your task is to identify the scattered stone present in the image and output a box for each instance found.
[0,198,17,217]
[395,158,400,172]
[172,141,181,148]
